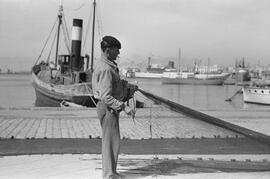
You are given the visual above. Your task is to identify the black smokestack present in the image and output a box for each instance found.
[71,19,83,71]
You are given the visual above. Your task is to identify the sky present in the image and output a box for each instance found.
[1,0,270,71]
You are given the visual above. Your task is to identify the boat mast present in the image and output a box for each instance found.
[90,0,96,72]
[55,2,63,68]
[178,48,181,74]
[207,57,210,78]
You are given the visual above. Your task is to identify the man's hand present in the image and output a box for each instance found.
[123,105,135,118]
[127,83,138,96]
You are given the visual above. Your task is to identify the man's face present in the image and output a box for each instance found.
[106,47,120,61]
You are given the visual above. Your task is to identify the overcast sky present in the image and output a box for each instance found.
[1,0,270,70]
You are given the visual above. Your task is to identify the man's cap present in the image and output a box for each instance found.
[102,36,121,49]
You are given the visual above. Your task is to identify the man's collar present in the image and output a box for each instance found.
[100,53,118,69]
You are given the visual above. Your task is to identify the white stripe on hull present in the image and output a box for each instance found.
[135,72,163,78]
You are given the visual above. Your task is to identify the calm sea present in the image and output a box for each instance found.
[0,74,263,110]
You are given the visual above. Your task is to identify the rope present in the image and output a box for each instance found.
[135,91,155,105]
[71,0,88,11]
[47,27,58,63]
[62,11,71,54]
[35,16,58,65]
[127,94,137,124]
[149,103,153,138]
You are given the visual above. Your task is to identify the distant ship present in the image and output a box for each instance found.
[162,72,230,85]
[125,58,176,79]
[161,49,230,85]
[224,58,251,86]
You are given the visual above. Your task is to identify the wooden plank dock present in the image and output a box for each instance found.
[1,106,270,156]
[0,106,244,140]
[139,89,270,146]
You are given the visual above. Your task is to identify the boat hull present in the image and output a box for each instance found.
[134,72,163,78]
[33,84,96,107]
[242,87,270,105]
[32,72,97,107]
[162,77,225,85]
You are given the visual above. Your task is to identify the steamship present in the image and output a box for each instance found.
[31,2,98,107]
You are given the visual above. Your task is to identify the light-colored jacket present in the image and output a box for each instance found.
[92,54,129,111]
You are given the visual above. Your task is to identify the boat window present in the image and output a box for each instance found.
[254,90,257,93]
[262,90,264,93]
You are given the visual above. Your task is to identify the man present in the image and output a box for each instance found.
[92,36,137,179]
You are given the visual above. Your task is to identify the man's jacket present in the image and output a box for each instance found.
[92,54,130,111]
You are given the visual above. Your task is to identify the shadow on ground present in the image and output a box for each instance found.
[118,159,270,179]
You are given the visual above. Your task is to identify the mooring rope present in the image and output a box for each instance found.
[61,11,71,54]
[35,16,58,65]
[47,28,58,62]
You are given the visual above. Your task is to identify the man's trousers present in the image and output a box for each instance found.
[96,102,120,179]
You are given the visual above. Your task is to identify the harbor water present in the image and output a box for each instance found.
[0,74,267,111]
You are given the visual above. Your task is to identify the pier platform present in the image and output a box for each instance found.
[1,106,270,178]
[1,106,270,155]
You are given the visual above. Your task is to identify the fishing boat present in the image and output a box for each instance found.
[31,1,98,107]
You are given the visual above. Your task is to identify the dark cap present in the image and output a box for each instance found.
[102,36,121,49]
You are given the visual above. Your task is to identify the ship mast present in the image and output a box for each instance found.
[207,57,210,78]
[90,0,96,72]
[177,48,181,75]
[54,2,63,68]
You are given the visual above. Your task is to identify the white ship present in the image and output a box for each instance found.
[242,87,270,105]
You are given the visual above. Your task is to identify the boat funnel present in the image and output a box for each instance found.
[71,19,83,71]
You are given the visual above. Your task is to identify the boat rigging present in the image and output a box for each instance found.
[31,0,99,107]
